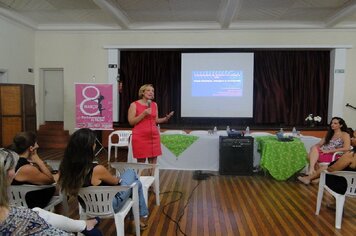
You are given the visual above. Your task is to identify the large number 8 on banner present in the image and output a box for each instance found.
[80,85,100,116]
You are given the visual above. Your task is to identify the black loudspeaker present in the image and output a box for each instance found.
[219,136,254,175]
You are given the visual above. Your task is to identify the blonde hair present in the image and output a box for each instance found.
[138,84,153,98]
[0,148,19,207]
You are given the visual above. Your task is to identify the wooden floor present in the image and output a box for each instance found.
[39,149,356,236]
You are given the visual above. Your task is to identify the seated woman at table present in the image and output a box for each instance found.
[298,146,356,194]
[307,117,350,176]
[9,131,56,209]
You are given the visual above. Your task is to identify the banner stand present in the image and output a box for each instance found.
[75,83,114,158]
[95,137,106,157]
[92,130,107,157]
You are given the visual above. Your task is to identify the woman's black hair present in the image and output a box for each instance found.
[324,117,348,145]
[58,128,97,196]
[9,131,37,154]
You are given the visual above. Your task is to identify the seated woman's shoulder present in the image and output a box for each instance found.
[342,131,351,138]
[93,164,110,173]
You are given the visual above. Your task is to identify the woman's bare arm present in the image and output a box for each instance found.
[327,152,353,172]
[128,102,150,126]
[92,165,120,186]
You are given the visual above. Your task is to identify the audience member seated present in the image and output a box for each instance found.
[58,128,150,230]
[298,143,356,194]
[306,117,351,175]
[347,127,356,149]
[0,148,102,236]
[9,131,57,208]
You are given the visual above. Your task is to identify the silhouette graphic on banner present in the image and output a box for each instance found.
[75,83,113,130]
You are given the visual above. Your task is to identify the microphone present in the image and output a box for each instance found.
[147,99,151,108]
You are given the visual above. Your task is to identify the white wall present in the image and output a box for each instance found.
[34,30,356,132]
[2,16,354,133]
[0,16,34,84]
[328,49,347,121]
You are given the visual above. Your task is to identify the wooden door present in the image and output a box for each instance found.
[0,84,36,147]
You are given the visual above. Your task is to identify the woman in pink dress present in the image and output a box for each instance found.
[128,84,174,163]
[307,117,351,175]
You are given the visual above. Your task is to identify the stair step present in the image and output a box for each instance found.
[38,136,69,143]
[37,121,69,149]
[37,129,69,136]
[38,142,67,149]
[39,121,64,130]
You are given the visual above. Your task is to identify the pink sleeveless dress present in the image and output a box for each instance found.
[132,101,162,159]
[318,137,344,162]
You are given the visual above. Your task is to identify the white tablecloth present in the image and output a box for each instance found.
[158,134,219,171]
[157,134,321,171]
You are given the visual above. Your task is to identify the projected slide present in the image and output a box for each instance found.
[181,52,254,118]
[192,70,243,97]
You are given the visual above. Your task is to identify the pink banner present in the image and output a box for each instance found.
[75,83,113,130]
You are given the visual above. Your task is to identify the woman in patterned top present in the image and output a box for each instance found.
[0,148,102,236]
[298,136,356,189]
[307,117,351,175]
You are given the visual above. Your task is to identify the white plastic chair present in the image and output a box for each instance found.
[127,136,136,163]
[9,184,63,212]
[78,184,140,236]
[162,130,187,134]
[315,170,356,229]
[108,130,132,163]
[111,162,160,206]
[318,148,353,167]
[125,136,161,205]
[319,151,344,167]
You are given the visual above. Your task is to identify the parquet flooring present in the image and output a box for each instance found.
[39,148,356,236]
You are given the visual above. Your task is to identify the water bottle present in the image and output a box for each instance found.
[245,126,250,135]
[226,126,230,132]
[292,127,297,137]
[213,126,217,134]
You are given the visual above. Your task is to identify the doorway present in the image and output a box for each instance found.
[41,69,64,121]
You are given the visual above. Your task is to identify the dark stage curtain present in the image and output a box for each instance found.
[119,50,329,127]
[253,51,329,126]
[119,51,181,124]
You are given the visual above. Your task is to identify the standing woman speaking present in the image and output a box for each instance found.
[128,84,174,164]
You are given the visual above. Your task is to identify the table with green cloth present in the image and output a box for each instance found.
[255,136,308,180]
[158,134,220,171]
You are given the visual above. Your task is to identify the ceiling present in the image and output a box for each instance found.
[1,0,356,31]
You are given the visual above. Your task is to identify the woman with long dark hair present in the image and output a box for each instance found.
[307,117,351,175]
[58,128,149,229]
[0,148,102,235]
